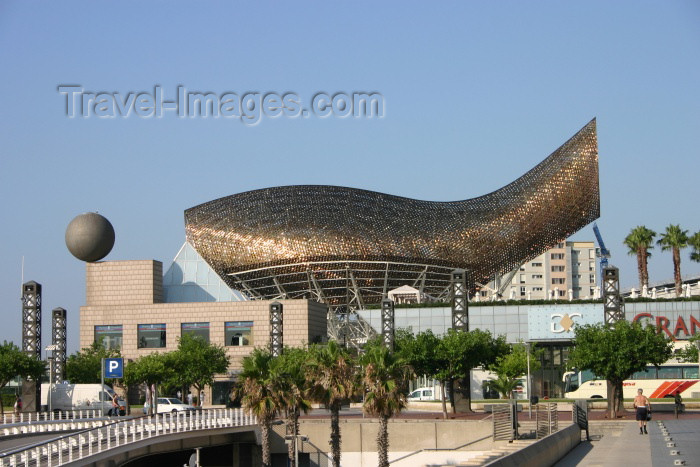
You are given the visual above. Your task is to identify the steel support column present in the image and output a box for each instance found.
[602,267,624,324]
[269,302,283,357]
[381,298,395,350]
[451,269,469,331]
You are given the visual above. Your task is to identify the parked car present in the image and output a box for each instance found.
[147,397,195,414]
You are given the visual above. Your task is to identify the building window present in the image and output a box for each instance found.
[551,253,565,260]
[574,287,582,291]
[589,249,596,259]
[520,274,526,283]
[551,265,565,272]
[225,321,254,346]
[589,262,595,271]
[533,287,543,291]
[590,287,595,296]
[589,274,595,283]
[558,290,566,297]
[552,278,566,285]
[181,322,210,343]
[531,262,542,267]
[94,325,122,350]
[138,324,166,349]
[574,274,581,279]
[480,290,488,297]
[532,274,543,279]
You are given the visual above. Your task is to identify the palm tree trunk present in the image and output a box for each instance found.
[261,419,271,467]
[286,408,300,467]
[378,415,389,467]
[673,246,682,296]
[636,247,645,290]
[330,403,341,467]
[641,247,649,289]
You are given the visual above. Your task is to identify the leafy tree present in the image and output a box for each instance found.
[657,224,689,296]
[235,348,279,467]
[624,226,656,290]
[395,329,450,418]
[170,334,229,407]
[438,329,509,413]
[689,231,700,263]
[360,342,413,467]
[568,321,672,418]
[65,340,121,384]
[271,348,312,467]
[306,340,357,467]
[675,335,699,363]
[123,352,174,415]
[486,343,541,399]
[0,341,45,415]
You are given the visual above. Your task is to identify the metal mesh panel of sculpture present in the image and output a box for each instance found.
[185,119,599,305]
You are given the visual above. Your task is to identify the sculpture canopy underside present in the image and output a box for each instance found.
[184,119,600,306]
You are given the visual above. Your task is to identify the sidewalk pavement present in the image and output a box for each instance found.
[554,421,651,467]
[555,418,700,466]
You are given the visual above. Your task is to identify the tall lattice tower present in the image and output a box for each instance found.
[21,281,42,412]
[52,307,67,384]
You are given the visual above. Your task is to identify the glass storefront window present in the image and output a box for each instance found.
[225,321,253,346]
[683,367,699,379]
[181,322,210,343]
[138,323,166,348]
[94,325,122,350]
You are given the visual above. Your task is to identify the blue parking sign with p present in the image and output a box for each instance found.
[105,358,123,378]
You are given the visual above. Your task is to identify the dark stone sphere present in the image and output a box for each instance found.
[65,213,115,262]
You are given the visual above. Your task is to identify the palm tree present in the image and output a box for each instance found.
[306,341,357,467]
[272,348,312,467]
[623,226,656,291]
[236,348,279,467]
[657,224,689,296]
[360,343,413,467]
[689,232,700,263]
[485,374,520,399]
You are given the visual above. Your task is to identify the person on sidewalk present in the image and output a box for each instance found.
[633,388,651,434]
[674,390,683,419]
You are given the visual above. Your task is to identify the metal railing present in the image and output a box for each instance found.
[535,403,558,439]
[1,411,108,438]
[0,409,257,466]
[492,404,515,441]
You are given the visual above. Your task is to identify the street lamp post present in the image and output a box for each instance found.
[284,434,308,467]
[526,342,532,419]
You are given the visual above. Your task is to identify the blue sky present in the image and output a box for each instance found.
[1,1,699,353]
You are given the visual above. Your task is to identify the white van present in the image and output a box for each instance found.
[40,383,125,415]
[408,387,437,401]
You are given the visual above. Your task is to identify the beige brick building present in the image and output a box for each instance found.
[80,260,327,405]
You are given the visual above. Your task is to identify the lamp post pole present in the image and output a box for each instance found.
[47,357,53,415]
[526,342,532,419]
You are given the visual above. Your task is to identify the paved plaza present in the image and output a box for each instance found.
[556,417,700,466]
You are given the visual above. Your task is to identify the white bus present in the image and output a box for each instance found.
[564,363,699,399]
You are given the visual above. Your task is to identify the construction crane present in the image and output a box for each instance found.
[592,222,611,282]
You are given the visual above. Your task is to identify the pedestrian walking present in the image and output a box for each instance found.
[633,388,651,434]
[187,391,193,406]
[13,396,21,415]
[674,390,683,419]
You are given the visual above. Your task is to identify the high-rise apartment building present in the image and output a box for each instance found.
[478,241,598,301]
